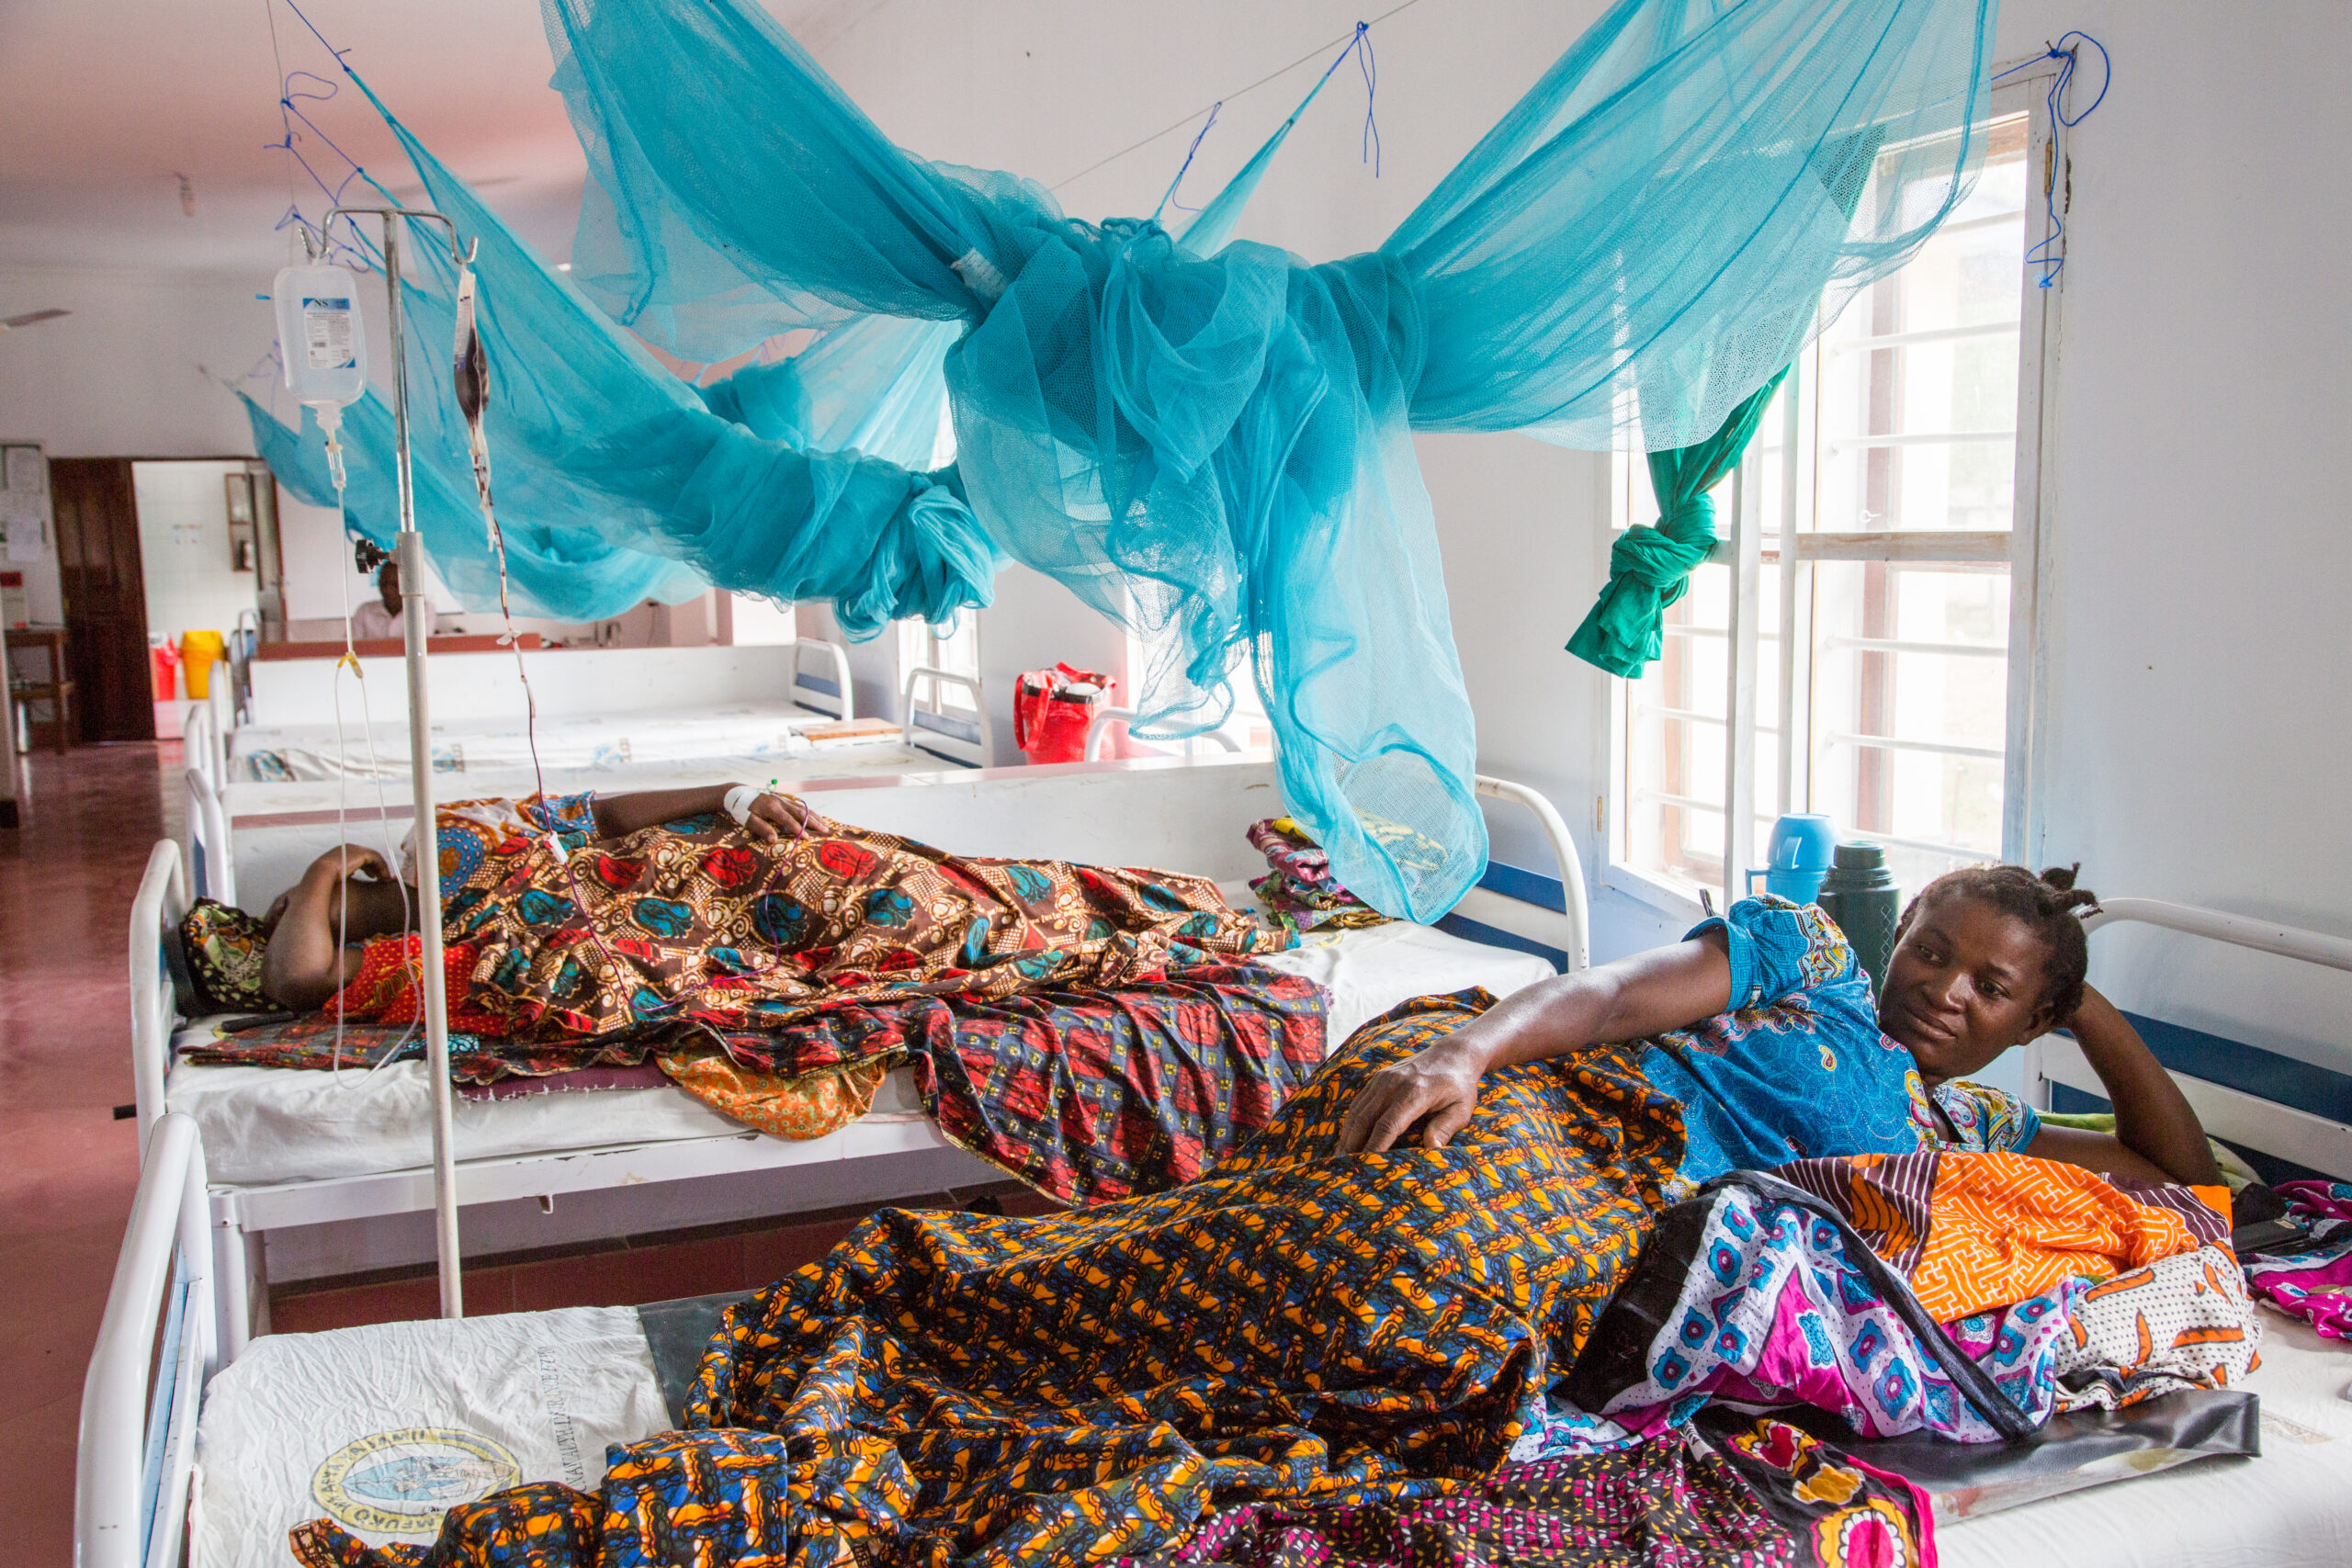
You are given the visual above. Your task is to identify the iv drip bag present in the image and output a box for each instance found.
[274,264,368,410]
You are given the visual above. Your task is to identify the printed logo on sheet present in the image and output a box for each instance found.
[311,1427,521,1536]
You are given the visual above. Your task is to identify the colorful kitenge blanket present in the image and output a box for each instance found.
[178,897,276,1011]
[2242,1179,2352,1338]
[291,994,1690,1567]
[175,1014,638,1085]
[1557,1154,2252,1453]
[1247,817,1388,933]
[1109,1415,1934,1568]
[336,794,1291,1044]
[674,960,1329,1204]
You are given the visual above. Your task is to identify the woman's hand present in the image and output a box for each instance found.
[1336,1033,1492,1154]
[306,844,390,884]
[743,792,825,843]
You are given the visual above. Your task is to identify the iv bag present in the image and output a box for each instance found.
[273,264,368,410]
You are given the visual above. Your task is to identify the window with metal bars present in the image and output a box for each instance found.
[1608,87,2053,915]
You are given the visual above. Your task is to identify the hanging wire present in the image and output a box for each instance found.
[1996,30,2109,288]
[1051,0,1423,193]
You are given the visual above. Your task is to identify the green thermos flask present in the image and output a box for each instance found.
[1817,842,1901,1001]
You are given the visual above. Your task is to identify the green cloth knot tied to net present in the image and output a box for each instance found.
[1566,367,1788,680]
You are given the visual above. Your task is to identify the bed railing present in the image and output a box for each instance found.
[900,666,991,767]
[181,767,234,907]
[2027,897,2352,1181]
[787,637,855,722]
[130,840,186,1143]
[76,1112,215,1568]
[179,683,231,794]
[1081,706,1245,761]
[1453,774,1590,972]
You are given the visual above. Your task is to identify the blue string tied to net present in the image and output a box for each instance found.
[1996,29,2109,288]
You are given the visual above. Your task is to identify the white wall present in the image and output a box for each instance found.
[1994,0,2352,1071]
[132,460,257,648]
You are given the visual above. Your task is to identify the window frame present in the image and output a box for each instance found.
[898,614,981,715]
[1600,65,2065,922]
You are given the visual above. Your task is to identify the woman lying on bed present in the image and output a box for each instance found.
[1338,863,2221,1188]
[249,783,1288,1043]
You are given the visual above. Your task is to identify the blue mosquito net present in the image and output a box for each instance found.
[318,0,1994,921]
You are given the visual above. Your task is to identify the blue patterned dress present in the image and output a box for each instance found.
[1639,896,2041,1189]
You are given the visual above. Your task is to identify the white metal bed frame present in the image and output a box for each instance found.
[136,761,1589,1360]
[176,645,981,907]
[2023,898,2352,1181]
[85,894,2352,1568]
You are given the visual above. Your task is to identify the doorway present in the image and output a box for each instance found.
[48,458,151,742]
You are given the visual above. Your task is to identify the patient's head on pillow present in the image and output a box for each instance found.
[1877,863,2098,1085]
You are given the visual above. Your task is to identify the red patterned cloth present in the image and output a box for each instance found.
[340,799,1290,1044]
[694,960,1329,1204]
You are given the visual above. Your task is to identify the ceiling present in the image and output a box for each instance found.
[0,0,877,274]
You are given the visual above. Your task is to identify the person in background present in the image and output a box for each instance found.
[347,559,402,640]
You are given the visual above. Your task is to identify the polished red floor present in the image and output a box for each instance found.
[1,742,1042,1564]
[0,742,168,1567]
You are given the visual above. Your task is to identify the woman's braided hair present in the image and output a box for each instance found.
[1894,863,2100,1021]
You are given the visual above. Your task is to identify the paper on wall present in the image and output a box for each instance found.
[2,491,44,561]
[3,445,42,493]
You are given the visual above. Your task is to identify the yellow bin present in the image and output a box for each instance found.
[180,629,226,701]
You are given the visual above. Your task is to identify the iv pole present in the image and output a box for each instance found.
[325,204,468,1319]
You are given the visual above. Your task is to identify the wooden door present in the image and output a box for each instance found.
[49,458,153,741]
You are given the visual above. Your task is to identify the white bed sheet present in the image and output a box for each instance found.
[1936,1307,2352,1568]
[191,1305,667,1568]
[229,703,887,783]
[171,921,1555,1186]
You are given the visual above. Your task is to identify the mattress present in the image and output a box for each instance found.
[191,1304,669,1568]
[169,920,1555,1186]
[1934,1306,2352,1567]
[228,704,901,783]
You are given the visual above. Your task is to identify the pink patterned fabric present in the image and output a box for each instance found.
[2245,1180,2352,1339]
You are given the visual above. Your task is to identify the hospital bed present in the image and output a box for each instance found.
[83,895,2352,1568]
[137,755,1589,1353]
[180,660,995,908]
[220,639,861,784]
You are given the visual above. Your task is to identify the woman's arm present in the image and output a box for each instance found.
[589,785,822,843]
[262,846,389,1010]
[2022,985,2221,1187]
[1335,934,1734,1154]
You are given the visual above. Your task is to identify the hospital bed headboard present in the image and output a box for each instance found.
[900,665,991,768]
[76,1111,214,1568]
[178,685,229,795]
[2027,898,2352,1182]
[182,767,233,907]
[787,637,854,722]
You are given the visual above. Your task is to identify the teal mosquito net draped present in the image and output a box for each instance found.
[305,0,1994,920]
[239,384,711,621]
